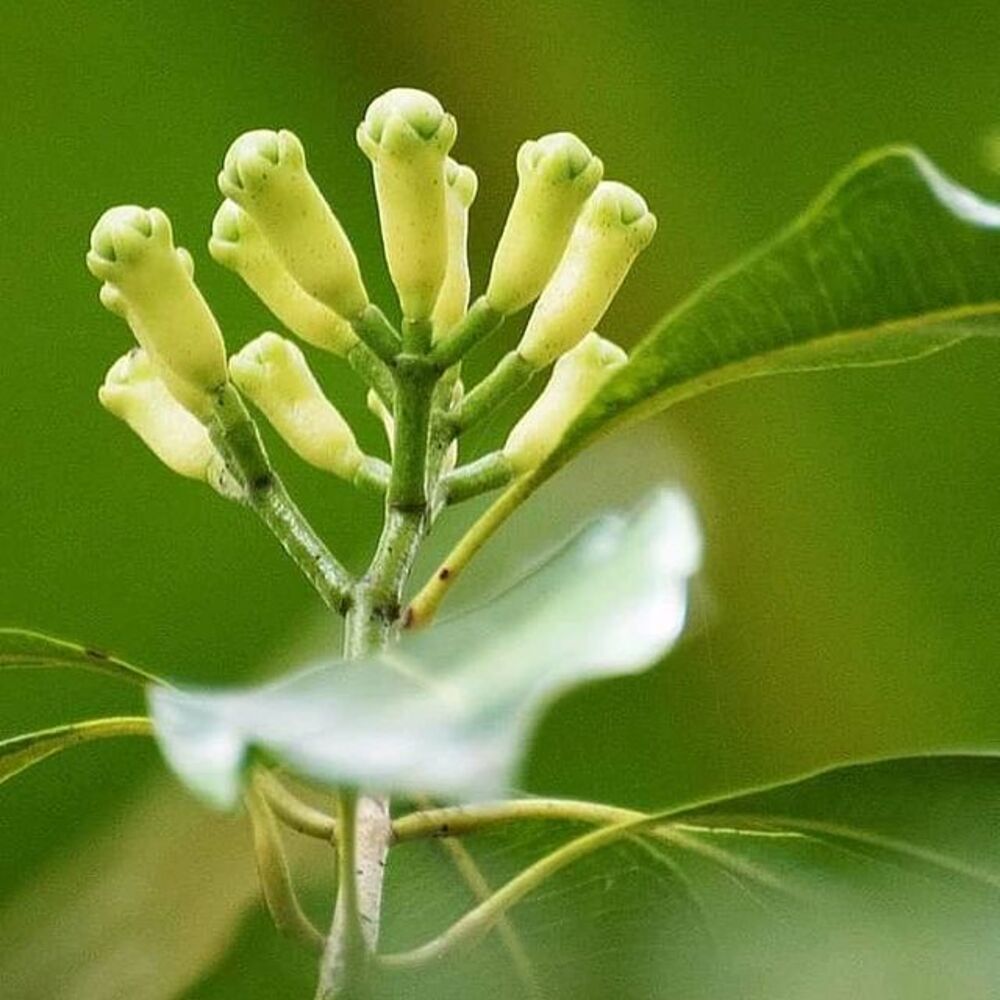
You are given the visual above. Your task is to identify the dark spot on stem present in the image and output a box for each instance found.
[85,647,109,661]
[438,567,451,581]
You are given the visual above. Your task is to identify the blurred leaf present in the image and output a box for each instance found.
[0,627,166,687]
[549,146,1000,471]
[380,754,1000,999]
[658,752,1000,996]
[377,816,712,1000]
[150,491,701,808]
[1,717,152,786]
[0,778,259,1000]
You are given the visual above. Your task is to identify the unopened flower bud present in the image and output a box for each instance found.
[504,332,626,472]
[219,129,368,319]
[99,349,236,495]
[485,133,603,315]
[366,388,394,449]
[229,333,363,480]
[517,182,656,367]
[87,206,228,403]
[357,88,457,321]
[209,200,357,356]
[432,159,478,340]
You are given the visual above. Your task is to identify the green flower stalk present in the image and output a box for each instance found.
[503,332,627,472]
[229,333,364,481]
[368,386,459,475]
[99,349,236,495]
[81,87,664,998]
[485,133,603,315]
[357,88,457,323]
[219,129,369,320]
[432,158,478,341]
[517,181,656,367]
[209,200,358,356]
[87,205,228,415]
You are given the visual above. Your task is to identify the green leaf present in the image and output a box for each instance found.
[150,491,701,808]
[655,753,1000,994]
[0,717,153,786]
[383,754,1000,998]
[0,627,166,687]
[551,145,1000,472]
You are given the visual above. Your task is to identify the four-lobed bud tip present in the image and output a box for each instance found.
[516,180,656,368]
[486,132,603,316]
[89,88,653,493]
[219,129,368,320]
[88,205,228,416]
[99,349,237,496]
[229,333,363,481]
[209,200,358,356]
[504,332,627,473]
[357,88,457,322]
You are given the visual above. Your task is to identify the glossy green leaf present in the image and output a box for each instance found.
[0,627,166,687]
[655,752,1000,995]
[550,146,1000,472]
[150,491,701,808]
[380,754,1000,998]
[0,717,153,786]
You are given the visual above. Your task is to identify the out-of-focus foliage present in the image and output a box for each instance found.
[151,493,698,805]
[3,1,1000,997]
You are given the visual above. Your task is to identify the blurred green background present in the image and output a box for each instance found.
[3,0,1000,996]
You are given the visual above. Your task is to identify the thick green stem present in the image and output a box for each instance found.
[350,305,401,365]
[441,451,513,505]
[449,350,537,434]
[387,360,435,513]
[402,318,433,356]
[317,358,437,998]
[208,384,354,613]
[429,296,506,369]
[328,458,440,988]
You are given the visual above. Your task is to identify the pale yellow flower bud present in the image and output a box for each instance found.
[229,333,363,480]
[366,388,394,449]
[98,349,236,495]
[504,333,627,472]
[432,159,478,340]
[357,88,457,321]
[517,182,656,367]
[209,200,357,356]
[87,206,228,404]
[219,129,368,319]
[485,133,603,315]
